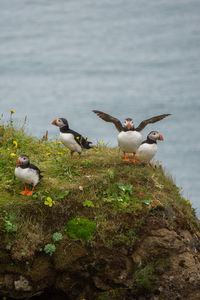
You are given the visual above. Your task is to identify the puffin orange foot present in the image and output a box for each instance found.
[26,187,35,196]
[26,191,33,196]
[131,154,141,164]
[123,157,130,162]
[20,185,28,195]
[131,158,141,164]
[20,190,28,195]
[123,153,130,162]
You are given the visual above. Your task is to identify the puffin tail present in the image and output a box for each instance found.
[83,140,93,149]
[80,137,93,149]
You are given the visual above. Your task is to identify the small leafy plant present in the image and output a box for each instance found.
[44,232,63,256]
[44,244,56,256]
[52,232,63,242]
[101,183,150,212]
[0,211,18,233]
[83,200,95,208]
[117,182,133,201]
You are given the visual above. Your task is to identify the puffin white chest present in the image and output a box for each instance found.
[136,143,157,162]
[15,167,39,186]
[60,132,82,153]
[118,131,142,153]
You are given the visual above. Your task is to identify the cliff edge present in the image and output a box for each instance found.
[0,125,200,300]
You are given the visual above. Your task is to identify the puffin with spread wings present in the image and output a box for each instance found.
[93,110,171,163]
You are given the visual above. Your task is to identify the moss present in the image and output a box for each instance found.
[64,217,96,241]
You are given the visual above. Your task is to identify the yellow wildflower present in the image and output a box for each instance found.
[186,201,190,205]
[10,109,16,114]
[44,197,55,207]
[46,153,51,156]
[56,141,62,144]
[7,148,10,150]
[13,140,18,148]
[76,136,80,139]
[10,153,16,157]
[100,141,104,145]
[57,152,62,155]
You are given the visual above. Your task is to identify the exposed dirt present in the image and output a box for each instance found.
[1,216,200,300]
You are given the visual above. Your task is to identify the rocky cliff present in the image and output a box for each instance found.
[0,126,200,299]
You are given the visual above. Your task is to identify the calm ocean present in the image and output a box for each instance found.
[0,0,200,216]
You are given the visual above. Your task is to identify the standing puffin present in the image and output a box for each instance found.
[52,118,92,158]
[15,154,42,196]
[136,131,164,164]
[93,110,170,162]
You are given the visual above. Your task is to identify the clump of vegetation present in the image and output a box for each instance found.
[44,232,63,256]
[83,200,95,207]
[0,210,18,233]
[64,217,96,241]
[135,265,156,290]
[44,244,56,256]
[52,232,63,242]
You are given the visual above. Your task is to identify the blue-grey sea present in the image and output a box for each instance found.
[0,0,200,216]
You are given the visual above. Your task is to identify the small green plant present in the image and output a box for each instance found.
[64,217,96,241]
[1,211,18,233]
[96,292,109,300]
[55,190,69,200]
[83,200,95,208]
[135,266,156,290]
[5,244,11,251]
[117,182,133,200]
[126,229,137,244]
[52,232,63,242]
[44,244,56,256]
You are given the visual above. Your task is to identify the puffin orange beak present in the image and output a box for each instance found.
[16,159,19,166]
[52,119,57,126]
[159,134,164,141]
[127,123,131,130]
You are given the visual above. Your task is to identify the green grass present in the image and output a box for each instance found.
[0,118,199,262]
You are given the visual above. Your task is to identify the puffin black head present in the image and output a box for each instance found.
[52,118,69,129]
[123,118,134,130]
[147,131,163,142]
[16,154,30,166]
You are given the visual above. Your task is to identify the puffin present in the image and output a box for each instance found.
[15,154,42,196]
[93,110,170,162]
[52,118,92,158]
[136,131,163,164]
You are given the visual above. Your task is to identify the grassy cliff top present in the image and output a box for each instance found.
[0,120,199,262]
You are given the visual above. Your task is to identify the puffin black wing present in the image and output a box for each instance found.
[68,129,92,149]
[135,114,171,132]
[93,110,123,132]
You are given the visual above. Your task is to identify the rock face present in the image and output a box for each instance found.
[1,225,200,300]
